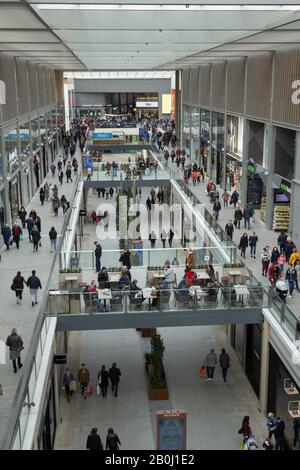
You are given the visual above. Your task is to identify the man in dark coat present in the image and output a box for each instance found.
[2,223,11,250]
[6,328,23,373]
[86,428,103,450]
[119,248,131,270]
[94,242,102,273]
[109,362,121,397]
[219,348,230,382]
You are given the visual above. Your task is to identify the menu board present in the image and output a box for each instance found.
[156,410,187,450]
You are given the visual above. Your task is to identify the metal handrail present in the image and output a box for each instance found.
[0,164,82,449]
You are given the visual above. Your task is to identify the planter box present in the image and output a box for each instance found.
[149,388,169,400]
[141,328,156,338]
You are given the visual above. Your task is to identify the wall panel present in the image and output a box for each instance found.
[190,67,199,106]
[199,64,211,107]
[212,62,226,110]
[28,63,38,111]
[182,68,190,104]
[227,59,245,114]
[0,53,17,123]
[37,66,46,107]
[16,59,29,117]
[273,49,300,126]
[246,54,272,119]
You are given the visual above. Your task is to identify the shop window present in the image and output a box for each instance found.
[275,127,295,181]
[248,120,264,165]
[20,122,30,163]
[183,105,190,155]
[4,128,18,174]
[191,107,200,161]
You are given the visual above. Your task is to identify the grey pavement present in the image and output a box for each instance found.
[0,147,81,440]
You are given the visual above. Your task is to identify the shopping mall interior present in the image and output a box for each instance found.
[0,1,300,452]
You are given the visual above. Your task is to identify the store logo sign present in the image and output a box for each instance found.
[292,80,300,104]
[247,163,255,173]
[280,182,291,194]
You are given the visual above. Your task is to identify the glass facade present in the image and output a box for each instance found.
[190,107,200,162]
[31,116,40,153]
[183,105,190,156]
[4,128,19,174]
[200,109,210,169]
[19,122,30,163]
[212,112,225,185]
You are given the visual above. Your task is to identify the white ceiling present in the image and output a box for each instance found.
[0,2,300,70]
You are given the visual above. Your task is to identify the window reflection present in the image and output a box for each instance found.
[4,129,18,174]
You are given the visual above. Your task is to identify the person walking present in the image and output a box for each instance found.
[243,206,252,230]
[249,232,258,258]
[185,248,194,268]
[6,328,23,373]
[77,363,91,399]
[119,247,131,270]
[160,230,167,248]
[49,226,57,253]
[213,197,221,220]
[31,225,41,252]
[11,271,27,305]
[285,265,297,298]
[240,415,252,441]
[2,223,11,250]
[225,220,234,240]
[50,163,56,177]
[98,365,109,398]
[293,417,300,449]
[52,196,60,217]
[44,182,50,202]
[94,242,102,273]
[63,368,75,402]
[274,417,285,450]
[18,206,27,228]
[66,166,73,183]
[261,246,271,276]
[266,413,279,440]
[25,216,34,243]
[219,348,230,383]
[26,270,42,307]
[230,190,239,208]
[108,362,121,397]
[39,187,45,205]
[12,222,22,249]
[239,233,248,259]
[58,169,64,185]
[0,206,4,230]
[86,428,103,450]
[106,428,121,451]
[168,228,174,248]
[52,184,59,198]
[234,206,243,229]
[277,230,288,254]
[203,348,217,382]
[149,231,157,248]
[222,190,230,208]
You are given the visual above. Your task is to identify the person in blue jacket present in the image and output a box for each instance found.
[2,223,11,250]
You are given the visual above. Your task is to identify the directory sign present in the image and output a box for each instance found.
[156,409,187,450]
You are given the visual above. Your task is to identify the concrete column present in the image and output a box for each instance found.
[176,70,183,147]
[222,61,228,190]
[265,125,276,230]
[207,110,212,177]
[241,118,249,207]
[158,92,163,118]
[259,320,270,415]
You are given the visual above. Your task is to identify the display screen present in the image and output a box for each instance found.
[274,192,290,203]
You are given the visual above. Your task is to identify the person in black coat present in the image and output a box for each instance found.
[86,428,103,450]
[225,220,234,240]
[2,224,11,250]
[98,365,109,398]
[239,233,248,259]
[119,248,131,270]
[234,206,243,229]
[12,271,27,304]
[108,362,121,397]
[39,187,45,205]
[106,428,121,451]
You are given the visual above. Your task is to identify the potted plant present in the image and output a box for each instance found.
[147,334,169,400]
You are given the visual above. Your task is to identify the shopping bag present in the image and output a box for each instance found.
[96,384,101,396]
[86,383,93,396]
[199,367,205,378]
[20,235,24,241]
[69,380,77,392]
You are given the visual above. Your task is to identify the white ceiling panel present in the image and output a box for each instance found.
[0,5,46,29]
[0,30,60,42]
[0,42,69,52]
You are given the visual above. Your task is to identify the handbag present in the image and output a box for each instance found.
[86,383,93,395]
[20,235,24,241]
[238,428,243,434]
[199,367,205,378]
[96,384,101,396]
[69,380,77,392]
[39,241,42,247]
[10,283,16,291]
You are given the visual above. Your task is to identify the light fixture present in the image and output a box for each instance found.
[36,4,300,11]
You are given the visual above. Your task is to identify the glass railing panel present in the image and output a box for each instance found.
[28,365,37,403]
[12,425,21,450]
[19,392,30,444]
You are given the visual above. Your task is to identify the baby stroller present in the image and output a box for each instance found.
[275,280,288,303]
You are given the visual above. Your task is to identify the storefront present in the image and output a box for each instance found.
[245,323,262,398]
[135,97,159,119]
[247,160,267,221]
[9,174,21,222]
[200,109,210,170]
[226,115,243,192]
[36,373,57,450]
[190,107,200,163]
[211,112,225,185]
[183,105,190,157]
[268,344,300,449]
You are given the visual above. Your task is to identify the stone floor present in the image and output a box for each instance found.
[54,325,267,450]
